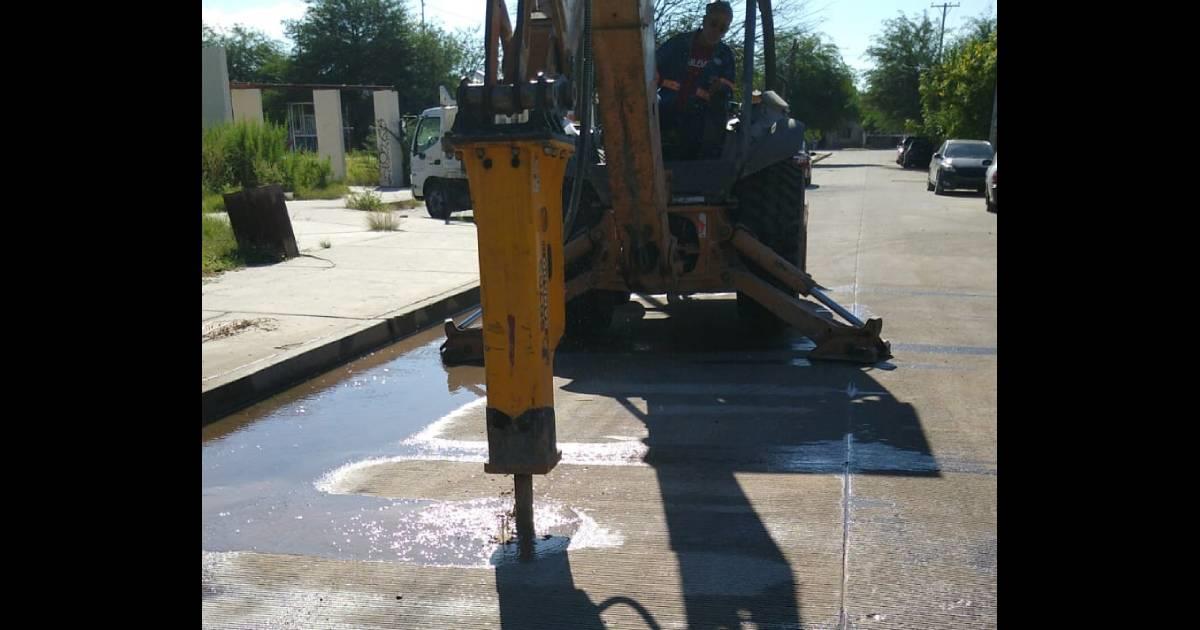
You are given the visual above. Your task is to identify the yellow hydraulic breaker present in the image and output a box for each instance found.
[455,137,574,556]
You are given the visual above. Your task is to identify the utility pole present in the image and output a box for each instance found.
[931,2,960,62]
[421,0,425,29]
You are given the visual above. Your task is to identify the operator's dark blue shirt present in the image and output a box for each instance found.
[655,30,736,116]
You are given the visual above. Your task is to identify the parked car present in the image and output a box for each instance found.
[793,140,813,187]
[927,139,994,195]
[896,136,934,169]
[985,152,997,212]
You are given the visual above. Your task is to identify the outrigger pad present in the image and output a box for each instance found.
[440,320,485,366]
[809,318,893,364]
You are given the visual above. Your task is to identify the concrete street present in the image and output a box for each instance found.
[202,149,996,629]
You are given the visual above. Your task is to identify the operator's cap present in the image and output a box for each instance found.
[706,1,733,19]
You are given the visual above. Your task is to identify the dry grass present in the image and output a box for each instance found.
[366,211,402,231]
[385,198,421,211]
[202,318,279,342]
[346,190,385,211]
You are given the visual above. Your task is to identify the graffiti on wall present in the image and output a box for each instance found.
[376,118,393,187]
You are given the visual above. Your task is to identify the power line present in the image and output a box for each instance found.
[931,2,960,62]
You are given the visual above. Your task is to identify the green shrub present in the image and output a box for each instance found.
[253,158,286,187]
[202,121,288,191]
[225,121,286,188]
[346,151,380,186]
[202,191,227,213]
[281,151,333,191]
[293,182,349,200]
[202,213,242,275]
[346,190,385,211]
[202,133,230,194]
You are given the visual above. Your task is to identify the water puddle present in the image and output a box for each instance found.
[203,493,621,567]
[203,326,626,566]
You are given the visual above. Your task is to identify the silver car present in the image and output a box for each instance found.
[985,153,997,212]
[927,139,994,195]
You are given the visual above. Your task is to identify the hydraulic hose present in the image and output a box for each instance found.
[563,0,592,242]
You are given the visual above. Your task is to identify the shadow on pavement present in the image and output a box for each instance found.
[486,296,934,629]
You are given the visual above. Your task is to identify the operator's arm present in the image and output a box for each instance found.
[710,44,736,94]
[655,33,685,88]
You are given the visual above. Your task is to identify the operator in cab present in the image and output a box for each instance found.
[655,0,736,160]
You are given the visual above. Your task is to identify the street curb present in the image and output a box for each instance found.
[201,283,480,426]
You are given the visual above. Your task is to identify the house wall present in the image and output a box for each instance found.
[314,90,346,181]
[232,89,264,123]
[202,47,233,128]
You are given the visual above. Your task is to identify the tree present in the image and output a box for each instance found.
[654,0,820,46]
[451,27,486,81]
[284,0,474,109]
[283,0,478,147]
[411,27,475,97]
[919,16,995,142]
[284,0,415,88]
[861,12,938,132]
[202,23,290,83]
[653,0,708,42]
[776,32,858,139]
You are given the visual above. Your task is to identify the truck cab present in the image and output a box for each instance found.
[411,94,580,220]
[410,99,472,220]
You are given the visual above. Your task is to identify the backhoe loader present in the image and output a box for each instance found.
[439,0,890,557]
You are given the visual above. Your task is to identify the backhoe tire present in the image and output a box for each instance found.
[732,160,807,330]
[565,290,624,336]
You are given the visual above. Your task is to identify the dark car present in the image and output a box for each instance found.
[793,140,813,187]
[896,136,933,169]
[927,139,994,195]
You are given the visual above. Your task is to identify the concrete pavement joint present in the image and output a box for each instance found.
[852,159,868,317]
[825,285,996,299]
[839,403,855,630]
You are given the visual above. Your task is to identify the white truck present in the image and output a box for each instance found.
[410,87,471,220]
[410,86,580,220]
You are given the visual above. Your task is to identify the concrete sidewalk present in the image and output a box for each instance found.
[202,188,481,424]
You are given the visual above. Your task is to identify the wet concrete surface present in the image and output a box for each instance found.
[203,149,996,629]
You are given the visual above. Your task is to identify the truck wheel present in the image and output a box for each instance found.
[732,160,806,329]
[425,181,450,219]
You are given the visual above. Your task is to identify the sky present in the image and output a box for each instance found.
[201,0,996,84]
